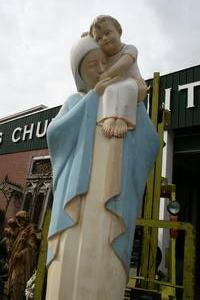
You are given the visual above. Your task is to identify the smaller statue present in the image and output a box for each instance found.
[5,218,19,258]
[0,237,8,298]
[0,209,8,298]
[89,15,147,138]
[8,211,38,300]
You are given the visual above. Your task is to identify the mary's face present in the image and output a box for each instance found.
[80,48,106,90]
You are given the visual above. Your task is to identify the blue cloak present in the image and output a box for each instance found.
[47,89,160,276]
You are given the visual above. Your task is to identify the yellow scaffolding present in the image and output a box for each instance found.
[131,72,196,300]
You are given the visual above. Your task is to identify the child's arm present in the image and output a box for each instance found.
[100,54,134,80]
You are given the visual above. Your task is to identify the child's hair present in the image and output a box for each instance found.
[89,15,122,37]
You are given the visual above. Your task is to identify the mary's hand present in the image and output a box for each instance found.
[99,71,109,81]
[136,78,147,102]
[94,76,121,95]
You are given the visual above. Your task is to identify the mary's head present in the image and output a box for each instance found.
[70,35,106,92]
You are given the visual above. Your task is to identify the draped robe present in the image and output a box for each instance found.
[45,90,159,299]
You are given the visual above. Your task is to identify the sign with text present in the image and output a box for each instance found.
[0,106,60,155]
[159,65,200,129]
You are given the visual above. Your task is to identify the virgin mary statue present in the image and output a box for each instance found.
[45,35,159,300]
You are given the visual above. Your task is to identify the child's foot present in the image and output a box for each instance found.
[114,119,128,138]
[102,118,116,138]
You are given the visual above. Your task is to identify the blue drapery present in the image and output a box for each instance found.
[47,90,159,275]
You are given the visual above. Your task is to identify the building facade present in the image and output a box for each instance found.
[0,105,60,225]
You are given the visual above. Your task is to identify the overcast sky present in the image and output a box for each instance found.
[0,0,200,118]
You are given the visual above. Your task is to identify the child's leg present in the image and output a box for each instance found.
[100,78,138,138]
[103,79,138,122]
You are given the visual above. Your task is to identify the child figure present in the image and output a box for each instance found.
[89,15,147,138]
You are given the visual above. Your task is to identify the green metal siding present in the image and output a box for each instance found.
[161,65,200,129]
[174,134,200,154]
[147,65,200,129]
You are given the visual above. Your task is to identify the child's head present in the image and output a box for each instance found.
[90,15,122,56]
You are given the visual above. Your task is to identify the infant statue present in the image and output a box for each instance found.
[89,15,147,138]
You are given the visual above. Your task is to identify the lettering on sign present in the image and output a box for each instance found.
[178,81,200,108]
[0,132,3,145]
[1,119,51,146]
[164,80,200,110]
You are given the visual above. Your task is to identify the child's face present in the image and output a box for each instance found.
[92,21,122,56]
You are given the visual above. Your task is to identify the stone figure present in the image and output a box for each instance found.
[0,209,7,298]
[2,218,19,297]
[90,15,147,138]
[45,32,159,300]
[5,218,19,258]
[0,238,7,299]
[8,211,38,300]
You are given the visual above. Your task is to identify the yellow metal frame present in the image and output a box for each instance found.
[135,219,196,300]
[137,72,196,300]
[141,72,164,288]
[34,209,51,300]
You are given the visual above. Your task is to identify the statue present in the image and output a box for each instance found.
[0,209,7,299]
[90,15,147,138]
[8,211,38,300]
[45,17,159,300]
[5,218,19,258]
